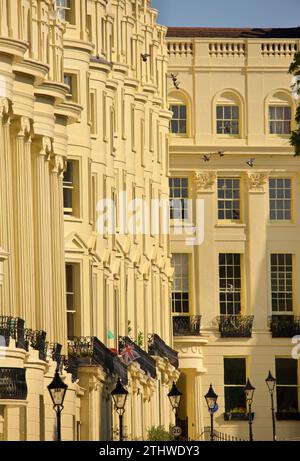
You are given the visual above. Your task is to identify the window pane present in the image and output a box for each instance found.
[224,358,246,385]
[224,387,246,413]
[277,387,298,412]
[180,105,187,119]
[216,106,223,119]
[276,358,298,385]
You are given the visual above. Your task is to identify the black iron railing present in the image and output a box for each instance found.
[68,337,128,384]
[0,367,28,400]
[119,337,157,379]
[148,334,179,369]
[218,315,254,338]
[0,316,25,349]
[269,315,300,338]
[47,342,62,363]
[25,329,47,361]
[172,315,201,336]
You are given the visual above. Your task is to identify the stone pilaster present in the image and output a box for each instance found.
[32,137,54,339]
[11,116,36,326]
[50,154,67,350]
[193,171,217,322]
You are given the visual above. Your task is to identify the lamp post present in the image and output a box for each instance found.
[47,369,68,441]
[265,371,277,441]
[168,382,182,439]
[205,384,218,442]
[244,378,255,442]
[111,378,128,441]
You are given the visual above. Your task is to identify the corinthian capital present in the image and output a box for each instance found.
[40,137,52,158]
[50,154,66,177]
[194,171,217,193]
[247,171,269,192]
[16,116,31,138]
[0,98,9,118]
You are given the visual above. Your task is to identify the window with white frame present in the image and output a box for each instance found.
[216,105,239,135]
[219,253,242,315]
[66,263,80,339]
[169,104,187,134]
[269,178,292,221]
[218,178,240,221]
[56,0,74,23]
[169,177,189,220]
[276,358,299,414]
[172,254,189,314]
[64,73,78,102]
[63,160,79,217]
[271,254,293,313]
[269,106,291,134]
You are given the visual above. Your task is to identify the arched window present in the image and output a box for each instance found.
[268,91,293,135]
[215,91,243,137]
[168,91,189,136]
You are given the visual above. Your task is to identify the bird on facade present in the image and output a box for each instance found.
[218,151,225,157]
[202,154,211,162]
[170,73,180,89]
[141,53,150,62]
[246,158,255,168]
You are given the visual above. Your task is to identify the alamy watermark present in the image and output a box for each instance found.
[96,194,205,246]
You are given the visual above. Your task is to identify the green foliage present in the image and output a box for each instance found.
[289,53,300,156]
[136,330,144,347]
[147,425,175,441]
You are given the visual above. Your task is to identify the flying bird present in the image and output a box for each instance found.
[246,158,255,168]
[170,73,180,89]
[202,154,211,162]
[141,53,150,62]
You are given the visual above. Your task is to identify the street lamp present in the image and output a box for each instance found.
[111,378,128,441]
[168,381,182,439]
[205,384,218,442]
[265,370,277,441]
[47,369,68,441]
[244,378,255,442]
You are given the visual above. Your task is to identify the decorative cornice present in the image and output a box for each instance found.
[246,171,269,193]
[194,171,217,193]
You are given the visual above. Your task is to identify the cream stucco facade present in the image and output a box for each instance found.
[0,0,179,441]
[167,28,300,441]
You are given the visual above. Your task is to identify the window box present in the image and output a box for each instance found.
[276,411,300,421]
[224,411,254,421]
[218,315,254,338]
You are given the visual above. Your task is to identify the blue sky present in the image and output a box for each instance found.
[151,0,300,28]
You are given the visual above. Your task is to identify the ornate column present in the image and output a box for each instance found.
[193,171,217,324]
[246,171,269,330]
[11,116,36,326]
[0,98,11,314]
[50,154,67,350]
[32,137,54,339]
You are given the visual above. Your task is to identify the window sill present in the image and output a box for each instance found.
[276,412,300,421]
[64,216,83,223]
[215,222,246,228]
[267,221,295,227]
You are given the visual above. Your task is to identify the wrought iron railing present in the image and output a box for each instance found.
[0,367,28,400]
[0,316,25,349]
[148,334,179,369]
[218,315,254,338]
[68,337,128,384]
[269,315,300,338]
[25,329,47,361]
[200,427,245,442]
[47,342,62,363]
[172,315,201,336]
[119,337,157,379]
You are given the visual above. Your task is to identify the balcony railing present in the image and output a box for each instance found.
[47,342,62,363]
[0,367,28,400]
[218,315,254,338]
[269,315,300,338]
[0,316,25,349]
[25,329,47,361]
[119,337,157,379]
[148,334,179,369]
[173,316,201,336]
[68,337,128,384]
